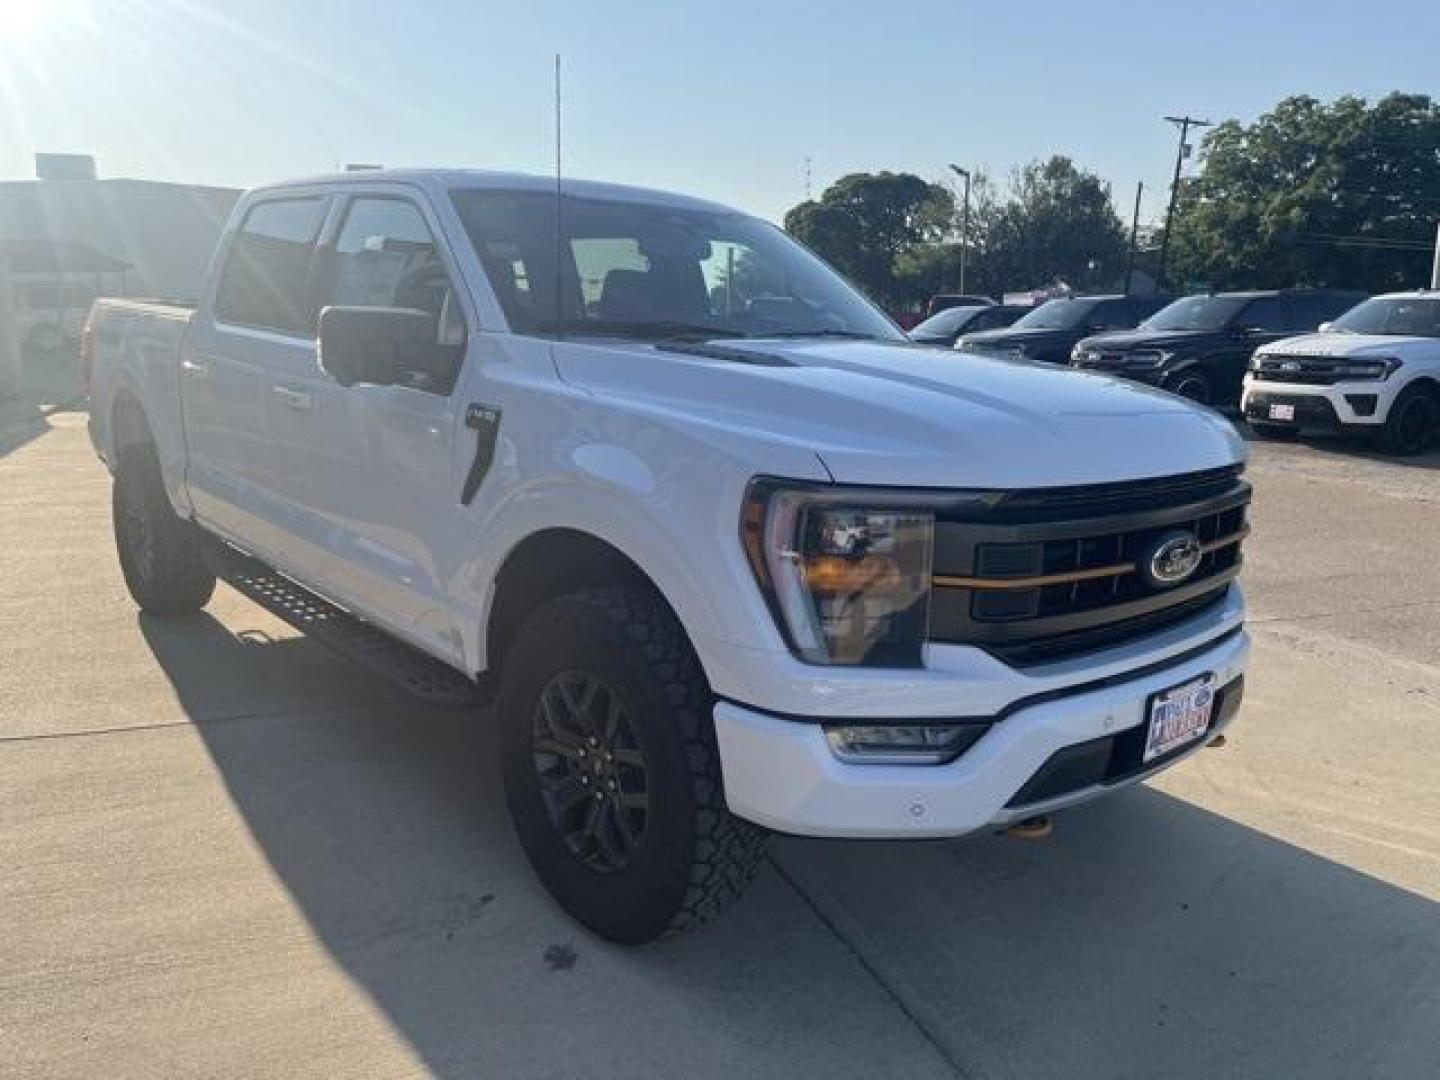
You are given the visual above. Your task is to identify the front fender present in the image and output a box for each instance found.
[458,471,778,685]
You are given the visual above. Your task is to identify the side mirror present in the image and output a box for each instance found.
[318,305,464,392]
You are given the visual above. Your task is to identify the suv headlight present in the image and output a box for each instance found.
[741,481,942,666]
[1334,357,1402,380]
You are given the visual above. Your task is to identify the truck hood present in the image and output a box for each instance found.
[1257,332,1431,357]
[554,338,1244,489]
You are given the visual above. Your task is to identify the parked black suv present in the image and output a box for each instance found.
[1069,289,1367,408]
[910,303,1028,346]
[957,294,1172,366]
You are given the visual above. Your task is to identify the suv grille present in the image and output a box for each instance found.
[928,467,1248,666]
[1251,354,1345,385]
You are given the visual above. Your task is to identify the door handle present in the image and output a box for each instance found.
[179,358,210,378]
[271,385,314,412]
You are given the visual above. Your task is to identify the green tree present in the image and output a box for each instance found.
[894,169,1005,301]
[784,172,954,308]
[1170,93,1440,292]
[981,156,1129,292]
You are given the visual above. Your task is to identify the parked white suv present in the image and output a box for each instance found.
[1243,291,1440,454]
[85,169,1251,943]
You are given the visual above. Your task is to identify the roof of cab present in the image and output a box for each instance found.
[246,168,740,215]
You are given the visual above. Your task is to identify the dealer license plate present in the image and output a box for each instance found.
[1143,675,1216,763]
[1269,402,1296,422]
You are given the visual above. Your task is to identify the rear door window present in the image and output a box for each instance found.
[214,198,328,335]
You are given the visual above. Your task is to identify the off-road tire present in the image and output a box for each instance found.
[1377,384,1439,456]
[112,442,216,614]
[499,586,766,944]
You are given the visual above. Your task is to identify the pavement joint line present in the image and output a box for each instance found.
[766,852,975,1080]
[0,699,416,745]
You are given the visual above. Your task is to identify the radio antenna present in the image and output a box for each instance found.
[553,53,564,334]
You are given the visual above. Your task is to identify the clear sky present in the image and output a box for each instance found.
[3,0,1439,225]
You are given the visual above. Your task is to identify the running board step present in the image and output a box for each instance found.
[206,541,489,709]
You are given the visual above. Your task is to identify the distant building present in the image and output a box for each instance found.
[0,156,239,362]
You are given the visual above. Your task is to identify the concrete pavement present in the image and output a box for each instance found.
[2,412,1438,1078]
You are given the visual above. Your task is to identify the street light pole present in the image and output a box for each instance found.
[949,164,971,295]
[1157,115,1210,290]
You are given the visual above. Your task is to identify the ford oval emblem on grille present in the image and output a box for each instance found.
[1141,530,1203,588]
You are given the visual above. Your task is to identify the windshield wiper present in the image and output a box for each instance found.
[536,319,747,342]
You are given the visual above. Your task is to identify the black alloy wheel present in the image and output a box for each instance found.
[1379,386,1439,456]
[531,671,649,874]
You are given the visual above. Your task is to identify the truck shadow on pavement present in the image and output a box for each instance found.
[139,611,1439,1080]
[0,410,49,459]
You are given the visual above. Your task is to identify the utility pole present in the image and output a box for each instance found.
[804,156,812,201]
[1125,181,1144,294]
[1157,115,1210,290]
[949,164,971,295]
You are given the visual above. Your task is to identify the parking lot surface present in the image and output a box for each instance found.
[3,411,1438,1079]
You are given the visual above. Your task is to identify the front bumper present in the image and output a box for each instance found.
[713,627,1249,838]
[1242,376,1399,427]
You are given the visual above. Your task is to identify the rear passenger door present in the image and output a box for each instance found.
[184,195,330,546]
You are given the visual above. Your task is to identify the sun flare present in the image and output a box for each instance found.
[0,0,70,40]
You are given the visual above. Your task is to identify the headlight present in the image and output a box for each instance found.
[741,482,938,666]
[1334,357,1402,380]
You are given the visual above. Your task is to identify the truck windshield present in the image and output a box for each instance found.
[1330,296,1440,338]
[1010,298,1102,331]
[1144,294,1252,331]
[450,188,903,342]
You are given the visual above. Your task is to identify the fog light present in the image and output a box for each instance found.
[823,722,989,765]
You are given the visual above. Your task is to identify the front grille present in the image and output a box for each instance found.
[1251,354,1345,385]
[927,467,1249,666]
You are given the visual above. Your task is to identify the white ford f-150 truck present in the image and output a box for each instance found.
[85,170,1251,943]
[1243,290,1440,455]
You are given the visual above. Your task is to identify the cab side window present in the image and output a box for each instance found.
[320,198,465,345]
[214,198,328,335]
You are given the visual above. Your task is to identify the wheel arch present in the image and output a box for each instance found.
[111,385,155,454]
[482,527,696,682]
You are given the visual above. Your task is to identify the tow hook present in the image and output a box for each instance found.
[1006,815,1053,840]
[1206,733,1228,748]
